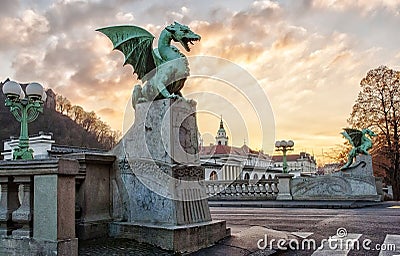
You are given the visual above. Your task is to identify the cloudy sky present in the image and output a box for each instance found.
[1,0,400,164]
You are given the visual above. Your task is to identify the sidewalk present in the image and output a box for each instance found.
[208,200,383,209]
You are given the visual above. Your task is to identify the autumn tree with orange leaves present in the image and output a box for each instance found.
[348,66,400,200]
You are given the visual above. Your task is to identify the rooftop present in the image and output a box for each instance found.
[200,144,270,160]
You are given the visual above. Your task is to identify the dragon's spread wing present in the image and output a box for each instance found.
[96,25,156,81]
[342,128,362,147]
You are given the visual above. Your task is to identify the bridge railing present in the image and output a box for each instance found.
[0,159,79,255]
[204,175,279,200]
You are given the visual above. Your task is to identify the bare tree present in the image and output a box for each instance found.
[55,95,71,115]
[81,111,97,132]
[323,142,352,165]
[55,93,121,150]
[348,66,400,200]
[70,105,84,123]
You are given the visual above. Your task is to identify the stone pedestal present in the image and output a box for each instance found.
[291,155,380,201]
[110,220,229,253]
[111,99,229,253]
[2,133,55,160]
[276,174,294,200]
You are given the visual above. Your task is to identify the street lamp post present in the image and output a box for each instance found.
[2,80,46,160]
[275,140,294,173]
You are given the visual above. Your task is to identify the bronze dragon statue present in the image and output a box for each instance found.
[97,22,201,109]
[341,128,377,170]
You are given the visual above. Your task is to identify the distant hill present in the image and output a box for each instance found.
[0,81,111,158]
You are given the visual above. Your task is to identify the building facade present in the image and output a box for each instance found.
[271,152,317,176]
[200,118,273,181]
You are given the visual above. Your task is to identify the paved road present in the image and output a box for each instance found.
[79,202,400,255]
[205,202,400,256]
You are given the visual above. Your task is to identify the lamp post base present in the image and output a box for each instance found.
[13,148,34,160]
[276,173,294,200]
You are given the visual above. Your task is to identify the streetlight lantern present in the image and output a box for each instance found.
[275,139,294,173]
[2,80,24,99]
[26,82,46,100]
[2,80,45,160]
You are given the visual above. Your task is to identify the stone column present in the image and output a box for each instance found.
[33,160,78,255]
[0,177,20,236]
[276,173,294,200]
[12,176,32,237]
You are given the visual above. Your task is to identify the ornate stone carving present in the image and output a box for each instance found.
[292,155,379,200]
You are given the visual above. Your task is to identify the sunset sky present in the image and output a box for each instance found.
[1,0,400,164]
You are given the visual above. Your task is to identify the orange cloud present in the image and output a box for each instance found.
[1,0,399,165]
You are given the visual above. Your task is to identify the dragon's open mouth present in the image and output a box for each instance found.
[181,36,200,52]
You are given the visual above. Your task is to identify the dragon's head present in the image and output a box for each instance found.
[166,21,201,52]
[363,128,377,137]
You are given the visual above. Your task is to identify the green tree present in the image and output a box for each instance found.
[348,66,400,200]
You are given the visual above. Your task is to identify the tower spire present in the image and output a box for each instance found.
[216,116,228,146]
[219,115,224,129]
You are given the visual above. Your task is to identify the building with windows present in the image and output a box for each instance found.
[200,118,273,181]
[199,119,318,180]
[271,152,317,176]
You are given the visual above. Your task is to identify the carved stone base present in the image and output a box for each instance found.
[119,161,211,225]
[110,220,229,253]
[292,155,380,201]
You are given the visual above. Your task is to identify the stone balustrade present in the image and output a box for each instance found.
[0,159,79,255]
[0,175,23,236]
[204,175,279,200]
[0,175,33,237]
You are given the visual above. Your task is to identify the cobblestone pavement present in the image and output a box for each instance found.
[79,238,174,256]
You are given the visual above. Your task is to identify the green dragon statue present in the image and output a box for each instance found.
[341,128,377,169]
[97,22,201,109]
